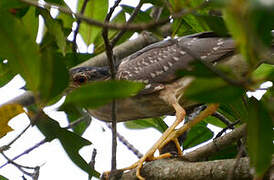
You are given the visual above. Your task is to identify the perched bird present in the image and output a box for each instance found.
[70,32,247,179]
[70,32,242,121]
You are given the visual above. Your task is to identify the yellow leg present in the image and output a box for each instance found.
[162,104,219,147]
[105,103,186,180]
[134,103,186,180]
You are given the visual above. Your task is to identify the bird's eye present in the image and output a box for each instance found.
[74,75,87,85]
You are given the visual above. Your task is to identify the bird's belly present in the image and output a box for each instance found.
[87,93,175,122]
[87,79,197,122]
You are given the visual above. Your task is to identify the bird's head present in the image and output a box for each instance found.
[69,66,110,88]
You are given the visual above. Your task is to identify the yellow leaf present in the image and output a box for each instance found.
[0,104,25,138]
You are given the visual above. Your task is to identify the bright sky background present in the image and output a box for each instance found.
[0,1,273,180]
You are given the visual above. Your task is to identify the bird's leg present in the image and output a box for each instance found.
[103,102,186,180]
[110,102,183,180]
[134,102,186,180]
[160,104,219,149]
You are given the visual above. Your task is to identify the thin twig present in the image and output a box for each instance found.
[101,0,122,171]
[18,0,199,31]
[214,120,240,139]
[107,0,122,21]
[88,148,97,180]
[72,0,90,52]
[65,114,90,129]
[106,123,143,159]
[8,124,31,147]
[212,112,238,129]
[0,139,46,169]
[0,124,31,153]
[89,148,97,169]
[1,152,35,177]
[111,1,144,46]
[32,166,40,180]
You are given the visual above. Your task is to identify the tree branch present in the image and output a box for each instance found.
[19,0,170,31]
[111,0,144,46]
[102,0,122,171]
[0,139,46,169]
[121,156,274,180]
[72,0,89,52]
[1,91,35,107]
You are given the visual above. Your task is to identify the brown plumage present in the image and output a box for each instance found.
[70,32,237,122]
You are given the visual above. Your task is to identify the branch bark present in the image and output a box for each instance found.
[120,156,274,180]
[2,91,35,107]
[119,124,251,179]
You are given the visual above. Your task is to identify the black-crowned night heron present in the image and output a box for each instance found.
[70,32,242,179]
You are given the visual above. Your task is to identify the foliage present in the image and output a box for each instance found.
[0,0,273,179]
[0,104,24,138]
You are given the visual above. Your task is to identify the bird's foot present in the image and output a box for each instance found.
[103,152,173,180]
[102,129,184,180]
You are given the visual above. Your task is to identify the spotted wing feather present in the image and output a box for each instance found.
[117,33,235,94]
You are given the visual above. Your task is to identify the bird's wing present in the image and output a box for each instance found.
[117,32,236,94]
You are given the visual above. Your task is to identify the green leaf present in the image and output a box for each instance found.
[0,175,9,180]
[44,0,65,5]
[203,115,227,128]
[39,35,69,101]
[252,63,274,81]
[172,18,196,36]
[195,15,229,36]
[219,97,249,123]
[182,14,210,33]
[21,7,38,38]
[36,113,100,178]
[55,52,93,69]
[248,3,274,46]
[183,121,213,149]
[0,0,27,10]
[223,2,274,67]
[263,87,274,122]
[93,10,129,51]
[186,0,207,8]
[208,144,238,160]
[60,104,91,136]
[57,12,74,30]
[124,117,168,133]
[207,0,229,8]
[78,0,108,45]
[0,60,15,87]
[142,0,164,6]
[247,98,273,177]
[65,80,144,108]
[39,9,67,55]
[121,5,152,23]
[0,11,40,91]
[184,78,245,103]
